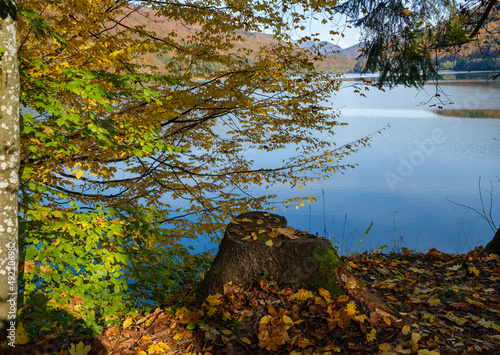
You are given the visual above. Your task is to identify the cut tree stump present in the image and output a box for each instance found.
[197,211,405,326]
[484,226,500,255]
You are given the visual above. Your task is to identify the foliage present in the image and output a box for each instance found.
[16,0,370,339]
[334,0,500,87]
[15,247,500,353]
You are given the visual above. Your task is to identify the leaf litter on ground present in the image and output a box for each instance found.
[9,247,500,354]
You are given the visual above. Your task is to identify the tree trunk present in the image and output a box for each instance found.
[484,227,500,255]
[0,0,20,335]
[197,212,404,326]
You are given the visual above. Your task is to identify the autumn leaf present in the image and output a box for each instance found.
[265,239,273,247]
[122,318,134,329]
[366,328,377,342]
[468,266,480,276]
[318,288,331,298]
[337,295,349,303]
[297,337,313,348]
[347,261,358,269]
[345,302,356,316]
[355,314,367,323]
[15,323,29,345]
[282,314,294,325]
[260,315,272,324]
[295,289,313,301]
[379,343,393,351]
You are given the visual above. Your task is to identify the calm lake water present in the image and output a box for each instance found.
[186,73,500,255]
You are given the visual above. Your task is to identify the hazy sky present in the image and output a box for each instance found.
[288,13,362,49]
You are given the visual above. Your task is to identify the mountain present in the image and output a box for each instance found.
[338,43,363,60]
[121,7,358,74]
[296,40,342,55]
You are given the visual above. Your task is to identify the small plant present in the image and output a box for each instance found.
[438,287,465,304]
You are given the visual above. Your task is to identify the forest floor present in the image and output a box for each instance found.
[11,247,500,355]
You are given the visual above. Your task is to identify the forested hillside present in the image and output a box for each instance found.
[120,7,358,74]
[344,20,500,74]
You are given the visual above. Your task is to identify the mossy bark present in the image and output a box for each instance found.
[197,211,344,298]
[484,227,500,255]
[197,212,405,326]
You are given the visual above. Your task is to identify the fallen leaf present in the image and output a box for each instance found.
[346,302,356,316]
[123,318,134,329]
[265,239,273,247]
[379,343,393,351]
[366,328,376,342]
[260,315,272,324]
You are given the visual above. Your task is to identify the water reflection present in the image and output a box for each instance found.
[184,74,500,255]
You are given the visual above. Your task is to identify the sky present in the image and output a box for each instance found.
[287,13,362,49]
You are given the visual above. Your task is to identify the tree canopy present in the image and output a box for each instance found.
[14,0,373,337]
[334,0,500,87]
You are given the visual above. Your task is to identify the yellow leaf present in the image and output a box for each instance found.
[383,317,392,326]
[401,247,412,256]
[347,261,358,269]
[123,318,134,329]
[468,267,479,276]
[173,333,181,340]
[379,343,393,351]
[355,314,367,323]
[427,297,441,306]
[318,288,331,298]
[68,341,92,355]
[241,337,251,344]
[222,329,233,335]
[265,239,273,247]
[345,302,356,316]
[297,337,313,348]
[402,325,411,335]
[492,323,500,332]
[282,314,294,324]
[366,328,376,342]
[417,350,441,355]
[337,295,349,303]
[411,332,421,343]
[260,315,272,324]
[75,170,84,179]
[223,311,232,320]
[15,323,29,345]
[295,289,313,301]
[478,318,492,328]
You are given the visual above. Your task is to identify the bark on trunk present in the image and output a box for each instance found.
[0,0,20,334]
[484,227,500,255]
[197,212,404,326]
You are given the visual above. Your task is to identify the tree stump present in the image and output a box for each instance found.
[197,211,342,298]
[197,211,405,326]
[484,226,500,255]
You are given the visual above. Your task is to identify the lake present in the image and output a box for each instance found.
[185,72,500,255]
